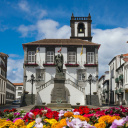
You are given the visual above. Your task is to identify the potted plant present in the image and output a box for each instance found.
[76,102,80,105]
[93,92,97,95]
[42,102,46,105]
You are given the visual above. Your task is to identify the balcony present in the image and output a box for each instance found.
[24,61,38,66]
[84,64,98,67]
[43,63,56,67]
[119,88,124,93]
[115,78,119,83]
[119,74,123,81]
[0,62,7,71]
[115,89,119,94]
[65,61,79,67]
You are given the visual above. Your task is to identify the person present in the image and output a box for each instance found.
[55,54,63,74]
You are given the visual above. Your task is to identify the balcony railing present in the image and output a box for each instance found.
[0,63,7,71]
[72,17,91,20]
[65,61,79,67]
[84,64,98,67]
[115,78,119,83]
[43,61,55,67]
[119,74,123,81]
[24,61,38,66]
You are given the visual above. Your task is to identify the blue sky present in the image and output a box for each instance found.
[0,0,128,82]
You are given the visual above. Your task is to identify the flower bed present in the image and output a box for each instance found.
[0,106,128,127]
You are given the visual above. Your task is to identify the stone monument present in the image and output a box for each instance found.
[47,53,71,108]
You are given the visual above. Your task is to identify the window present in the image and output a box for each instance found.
[68,52,76,64]
[18,92,22,96]
[28,51,35,63]
[78,23,84,33]
[36,69,45,80]
[18,87,22,90]
[1,69,5,78]
[46,51,54,63]
[87,52,94,64]
[78,73,85,81]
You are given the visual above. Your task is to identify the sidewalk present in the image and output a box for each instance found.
[16,105,35,112]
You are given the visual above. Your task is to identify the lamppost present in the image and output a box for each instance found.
[25,74,41,105]
[86,74,98,105]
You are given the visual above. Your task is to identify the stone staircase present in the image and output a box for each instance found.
[86,95,99,106]
[36,79,84,93]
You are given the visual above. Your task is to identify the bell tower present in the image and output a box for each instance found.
[70,13,92,41]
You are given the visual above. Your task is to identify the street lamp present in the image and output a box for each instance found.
[25,74,41,105]
[86,74,98,105]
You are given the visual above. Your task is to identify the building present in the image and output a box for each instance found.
[109,53,128,105]
[0,52,8,105]
[13,83,23,101]
[124,55,128,104]
[22,14,100,105]
[6,80,15,104]
[98,71,109,105]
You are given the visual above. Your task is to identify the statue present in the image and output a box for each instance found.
[55,54,63,74]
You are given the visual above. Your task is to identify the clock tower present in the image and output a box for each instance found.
[70,13,92,41]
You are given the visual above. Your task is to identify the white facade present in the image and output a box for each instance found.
[109,54,128,105]
[0,53,8,105]
[6,80,15,104]
[13,83,23,100]
[23,43,99,105]
[98,71,109,105]
[0,75,6,105]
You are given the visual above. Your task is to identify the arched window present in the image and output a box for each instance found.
[78,23,84,33]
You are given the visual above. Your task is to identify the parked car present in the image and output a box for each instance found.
[12,100,21,105]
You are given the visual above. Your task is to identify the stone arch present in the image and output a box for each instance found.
[77,22,85,33]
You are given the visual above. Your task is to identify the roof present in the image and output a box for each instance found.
[108,56,116,65]
[13,83,23,86]
[0,52,9,57]
[99,75,105,81]
[123,53,128,57]
[22,39,100,47]
[123,58,128,62]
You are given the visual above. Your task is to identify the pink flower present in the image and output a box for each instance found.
[13,118,22,123]
[28,112,34,118]
[110,118,125,128]
[35,118,43,128]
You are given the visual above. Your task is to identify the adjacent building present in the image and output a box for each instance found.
[98,71,109,105]
[22,14,100,106]
[0,52,8,105]
[13,83,23,101]
[6,80,15,104]
[109,53,128,105]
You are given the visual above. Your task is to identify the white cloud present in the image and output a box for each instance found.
[18,1,47,20]
[18,1,30,12]
[92,27,128,76]
[8,54,19,58]
[36,20,70,39]
[18,24,35,37]
[7,58,24,83]
[18,19,71,39]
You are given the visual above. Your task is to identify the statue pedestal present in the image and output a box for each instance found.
[51,73,67,103]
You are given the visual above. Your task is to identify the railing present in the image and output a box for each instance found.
[37,78,84,93]
[65,79,85,93]
[24,60,39,66]
[0,62,7,70]
[37,79,54,92]
[73,17,90,20]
